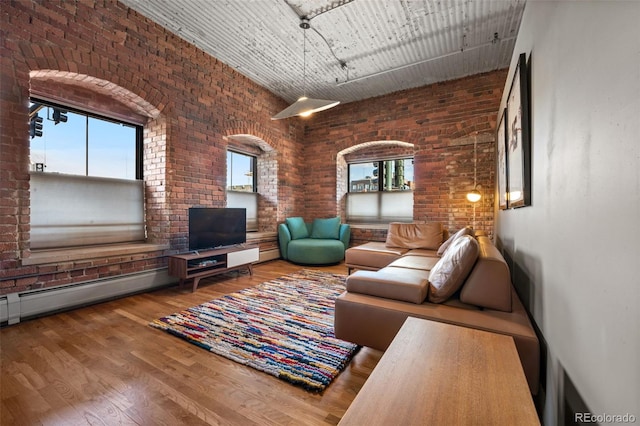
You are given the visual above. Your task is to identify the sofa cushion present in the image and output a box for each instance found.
[346,268,429,304]
[385,222,443,250]
[345,242,408,270]
[437,226,473,256]
[428,235,479,303]
[311,216,341,239]
[404,248,439,258]
[287,238,346,264]
[286,217,309,240]
[387,255,440,271]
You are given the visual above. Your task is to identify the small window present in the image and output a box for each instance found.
[348,158,414,193]
[227,150,258,231]
[347,157,414,223]
[227,150,256,192]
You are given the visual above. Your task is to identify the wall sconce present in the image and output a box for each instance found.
[466,188,481,203]
[466,137,482,203]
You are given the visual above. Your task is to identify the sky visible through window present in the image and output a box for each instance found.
[227,151,255,191]
[30,106,137,179]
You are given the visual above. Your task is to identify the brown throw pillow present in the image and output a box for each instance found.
[385,222,443,250]
[428,235,479,303]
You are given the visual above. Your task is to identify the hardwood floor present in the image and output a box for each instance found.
[0,261,383,426]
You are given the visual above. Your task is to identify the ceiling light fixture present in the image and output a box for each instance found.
[271,18,340,120]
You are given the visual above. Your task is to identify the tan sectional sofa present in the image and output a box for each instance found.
[335,223,540,394]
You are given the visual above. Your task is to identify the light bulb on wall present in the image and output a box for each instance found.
[466,188,481,202]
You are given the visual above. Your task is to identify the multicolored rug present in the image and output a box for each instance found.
[150,269,359,392]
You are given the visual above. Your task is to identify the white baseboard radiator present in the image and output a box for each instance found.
[0,268,174,325]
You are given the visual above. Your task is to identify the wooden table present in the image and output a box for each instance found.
[339,317,540,425]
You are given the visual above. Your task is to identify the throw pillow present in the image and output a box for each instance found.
[385,222,443,250]
[428,235,479,303]
[285,217,309,240]
[436,226,473,256]
[310,217,341,239]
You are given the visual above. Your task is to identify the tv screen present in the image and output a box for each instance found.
[188,207,246,251]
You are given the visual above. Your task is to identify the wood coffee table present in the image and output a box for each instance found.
[339,317,539,425]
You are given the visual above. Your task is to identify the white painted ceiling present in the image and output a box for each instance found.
[120,0,525,105]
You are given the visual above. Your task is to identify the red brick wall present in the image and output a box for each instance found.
[301,70,506,240]
[0,0,298,294]
[0,0,505,296]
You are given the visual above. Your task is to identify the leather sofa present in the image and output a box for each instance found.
[334,223,540,394]
[278,216,350,265]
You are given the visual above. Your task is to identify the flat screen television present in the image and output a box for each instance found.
[188,207,246,251]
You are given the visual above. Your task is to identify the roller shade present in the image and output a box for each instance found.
[227,191,258,231]
[30,173,145,249]
[346,191,413,223]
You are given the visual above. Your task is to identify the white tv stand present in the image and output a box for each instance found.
[168,244,259,292]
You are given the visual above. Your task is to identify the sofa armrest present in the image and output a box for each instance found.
[339,224,351,250]
[277,223,292,260]
[459,236,512,312]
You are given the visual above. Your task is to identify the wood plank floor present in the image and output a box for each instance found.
[0,261,383,426]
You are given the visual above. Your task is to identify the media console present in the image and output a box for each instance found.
[168,244,259,292]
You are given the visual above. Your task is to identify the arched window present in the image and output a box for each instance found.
[339,141,415,224]
[29,98,145,249]
[225,133,277,233]
[227,150,258,231]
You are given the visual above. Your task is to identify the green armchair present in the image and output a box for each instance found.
[278,217,350,265]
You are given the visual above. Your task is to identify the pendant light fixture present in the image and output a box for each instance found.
[271,18,340,120]
[466,137,482,202]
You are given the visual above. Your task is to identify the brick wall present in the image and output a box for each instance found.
[0,0,298,294]
[0,0,505,296]
[301,70,506,239]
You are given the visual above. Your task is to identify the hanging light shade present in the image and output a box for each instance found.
[271,96,339,120]
[271,18,340,120]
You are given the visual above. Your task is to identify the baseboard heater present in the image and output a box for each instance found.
[0,268,175,325]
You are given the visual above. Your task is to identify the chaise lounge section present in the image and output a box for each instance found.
[334,223,540,394]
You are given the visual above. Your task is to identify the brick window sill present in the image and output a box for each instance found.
[23,243,169,266]
[347,223,390,230]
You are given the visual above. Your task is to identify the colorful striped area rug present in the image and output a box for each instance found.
[150,269,359,392]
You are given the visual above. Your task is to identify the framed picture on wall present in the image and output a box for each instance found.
[497,108,509,210]
[506,53,532,208]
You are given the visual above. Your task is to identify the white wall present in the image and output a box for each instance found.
[495,1,640,423]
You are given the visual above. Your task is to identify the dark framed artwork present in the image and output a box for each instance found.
[506,53,531,208]
[497,108,509,210]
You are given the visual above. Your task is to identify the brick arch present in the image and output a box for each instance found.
[29,70,164,120]
[339,140,415,157]
[223,121,280,153]
[20,40,170,116]
[334,129,422,153]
